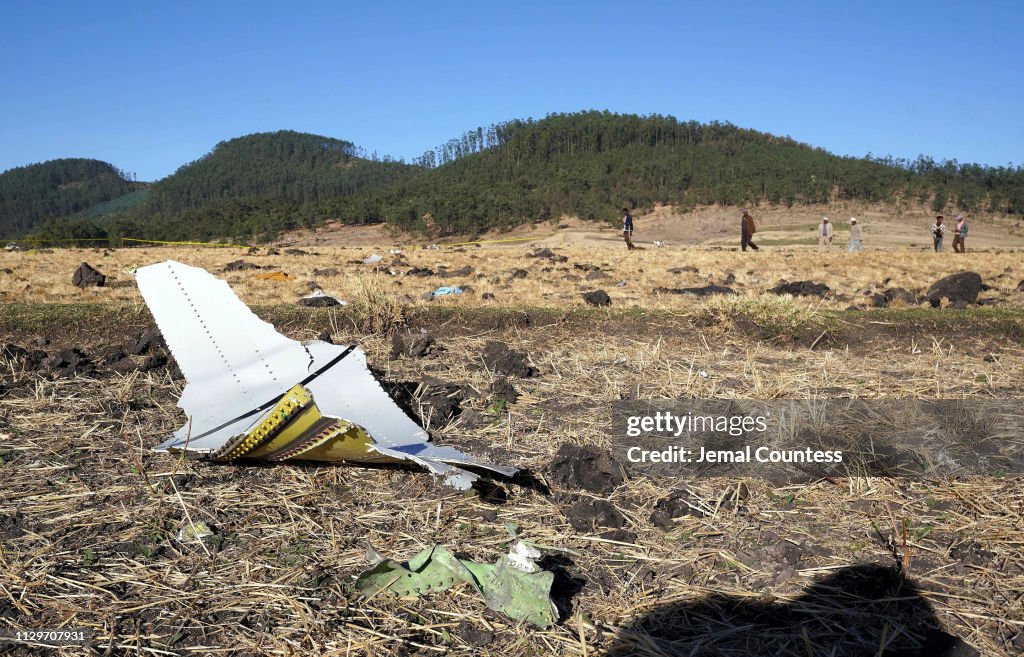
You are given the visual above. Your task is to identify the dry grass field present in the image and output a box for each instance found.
[2,232,1024,655]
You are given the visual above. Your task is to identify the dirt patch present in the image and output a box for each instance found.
[548,444,624,494]
[481,341,539,377]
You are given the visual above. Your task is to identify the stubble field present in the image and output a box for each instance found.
[2,239,1024,656]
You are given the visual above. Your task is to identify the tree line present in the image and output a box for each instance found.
[6,114,1024,244]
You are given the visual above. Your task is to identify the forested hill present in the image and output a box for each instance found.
[0,159,140,236]
[8,113,1024,242]
[362,111,1024,235]
[145,131,414,215]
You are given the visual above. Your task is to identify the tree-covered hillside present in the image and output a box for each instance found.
[145,131,414,215]
[363,111,1024,235]
[8,113,1024,243]
[0,159,140,236]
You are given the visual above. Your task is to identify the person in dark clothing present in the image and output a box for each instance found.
[931,215,946,252]
[622,207,635,250]
[741,209,759,251]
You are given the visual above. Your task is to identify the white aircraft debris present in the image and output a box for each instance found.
[135,260,517,489]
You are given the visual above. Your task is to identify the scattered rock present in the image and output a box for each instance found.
[586,270,611,281]
[872,287,920,308]
[574,263,599,272]
[390,329,436,359]
[563,498,625,531]
[482,292,495,300]
[667,266,699,274]
[489,377,519,404]
[769,280,831,297]
[548,444,624,494]
[284,248,309,256]
[510,269,529,279]
[298,292,343,307]
[653,285,735,297]
[405,266,435,277]
[927,272,983,308]
[312,267,340,277]
[72,262,106,288]
[266,248,280,256]
[529,248,568,262]
[582,290,611,306]
[223,260,262,272]
[438,265,473,278]
[481,341,538,377]
[1017,279,1024,292]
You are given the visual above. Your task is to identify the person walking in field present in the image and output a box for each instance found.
[953,214,968,253]
[740,209,759,251]
[848,217,863,252]
[622,207,636,250]
[817,217,834,250]
[931,215,946,252]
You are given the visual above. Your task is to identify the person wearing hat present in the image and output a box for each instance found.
[740,209,759,252]
[848,217,863,253]
[953,214,968,253]
[817,217,834,250]
[931,215,946,252]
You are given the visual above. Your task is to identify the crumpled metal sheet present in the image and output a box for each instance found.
[135,260,516,489]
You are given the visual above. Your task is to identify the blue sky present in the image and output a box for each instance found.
[2,1,1021,181]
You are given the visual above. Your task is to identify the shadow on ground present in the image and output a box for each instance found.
[611,564,977,657]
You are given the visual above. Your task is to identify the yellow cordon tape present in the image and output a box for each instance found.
[120,238,248,248]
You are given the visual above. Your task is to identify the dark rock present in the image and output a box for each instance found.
[510,268,529,279]
[489,377,519,404]
[318,330,334,344]
[266,248,280,256]
[548,444,624,493]
[1017,279,1024,292]
[582,290,611,306]
[390,330,436,359]
[667,266,699,274]
[586,270,611,281]
[283,248,309,256]
[770,280,831,297]
[721,272,736,285]
[653,285,735,297]
[298,294,342,307]
[882,287,918,306]
[72,262,106,288]
[482,292,495,300]
[563,498,626,531]
[312,267,340,277]
[481,341,538,377]
[529,248,568,262]
[223,260,261,272]
[405,266,435,277]
[438,265,473,278]
[574,263,599,272]
[927,272,983,308]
